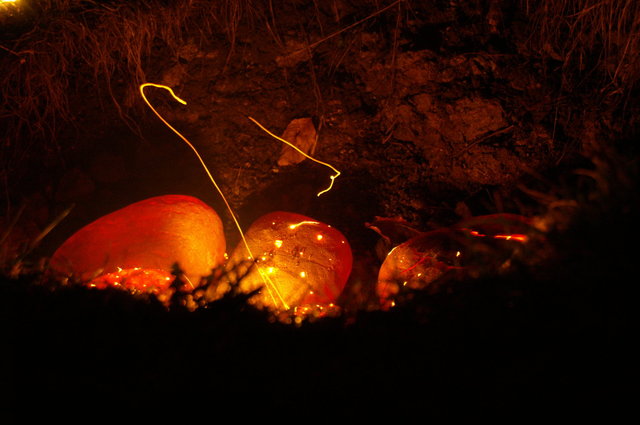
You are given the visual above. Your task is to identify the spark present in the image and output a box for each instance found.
[316,234,323,241]
[463,227,528,243]
[288,220,320,230]
[274,239,283,248]
[494,234,528,242]
[247,116,341,197]
[140,83,289,310]
[183,274,195,290]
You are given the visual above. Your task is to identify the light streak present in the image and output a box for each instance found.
[139,83,289,310]
[247,116,341,197]
[288,220,320,230]
[463,227,528,243]
[494,234,528,242]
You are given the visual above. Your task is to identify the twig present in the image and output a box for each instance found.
[454,125,514,157]
[290,0,403,55]
[0,43,34,57]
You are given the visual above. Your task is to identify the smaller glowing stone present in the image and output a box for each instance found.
[222,211,352,312]
[316,234,323,241]
[377,214,538,309]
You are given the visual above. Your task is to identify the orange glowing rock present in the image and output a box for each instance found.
[377,228,465,309]
[217,211,353,312]
[49,195,226,293]
[377,214,539,309]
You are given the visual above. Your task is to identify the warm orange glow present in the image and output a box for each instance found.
[0,0,18,12]
[139,83,288,310]
[463,227,529,242]
[292,301,341,320]
[378,214,539,309]
[89,267,174,294]
[288,220,320,230]
[49,195,226,290]
[223,211,352,313]
[247,116,341,196]
[494,234,529,242]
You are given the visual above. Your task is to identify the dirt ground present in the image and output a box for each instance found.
[2,0,635,310]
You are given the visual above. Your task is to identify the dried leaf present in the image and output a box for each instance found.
[277,118,317,167]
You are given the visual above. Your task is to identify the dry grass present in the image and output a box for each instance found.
[3,0,637,162]
[0,0,403,188]
[523,0,640,95]
[1,1,195,143]
[0,0,267,183]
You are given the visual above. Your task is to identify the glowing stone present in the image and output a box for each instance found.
[218,211,353,312]
[50,195,226,293]
[377,214,538,309]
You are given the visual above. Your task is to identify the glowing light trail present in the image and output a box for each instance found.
[247,116,341,197]
[139,83,289,310]
[288,221,320,230]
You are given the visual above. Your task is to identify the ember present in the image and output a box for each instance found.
[87,267,174,300]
